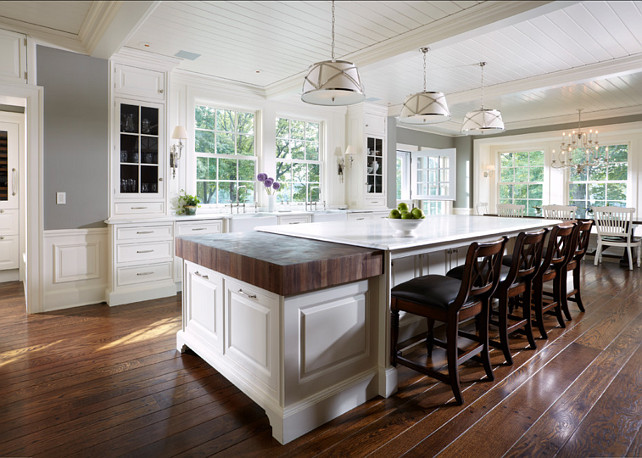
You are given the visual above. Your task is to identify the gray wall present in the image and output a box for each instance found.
[37,45,109,230]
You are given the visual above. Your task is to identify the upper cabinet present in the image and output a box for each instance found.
[346,103,388,209]
[0,29,27,84]
[113,64,165,101]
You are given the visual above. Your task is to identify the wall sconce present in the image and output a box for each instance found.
[483,164,495,178]
[337,156,345,182]
[169,125,188,179]
[344,145,356,167]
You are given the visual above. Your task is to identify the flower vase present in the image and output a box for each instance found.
[268,194,275,212]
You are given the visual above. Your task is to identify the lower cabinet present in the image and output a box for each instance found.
[174,218,225,283]
[183,261,223,354]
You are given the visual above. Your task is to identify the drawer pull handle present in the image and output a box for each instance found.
[191,228,206,231]
[0,209,3,213]
[289,222,300,225]
[194,271,209,280]
[356,217,365,221]
[12,168,17,196]
[136,230,154,234]
[131,206,148,210]
[137,249,154,254]
[137,271,154,276]
[0,236,4,240]
[238,289,257,299]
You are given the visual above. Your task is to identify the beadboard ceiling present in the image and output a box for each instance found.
[2,0,642,136]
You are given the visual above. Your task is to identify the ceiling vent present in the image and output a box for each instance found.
[174,50,201,61]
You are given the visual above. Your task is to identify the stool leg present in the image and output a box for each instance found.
[497,291,513,365]
[446,318,463,405]
[561,269,573,321]
[390,303,399,366]
[426,318,435,357]
[480,299,495,380]
[523,287,537,350]
[553,274,566,329]
[533,279,547,339]
[573,266,585,312]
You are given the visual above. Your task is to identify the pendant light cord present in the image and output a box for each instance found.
[331,0,335,61]
[480,61,486,109]
[421,47,429,92]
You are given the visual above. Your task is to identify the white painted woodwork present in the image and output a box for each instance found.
[116,261,173,286]
[113,201,165,215]
[113,64,166,101]
[175,219,224,236]
[0,234,18,270]
[183,262,224,354]
[0,29,26,84]
[116,240,173,264]
[0,209,18,235]
[116,224,173,241]
[276,214,311,225]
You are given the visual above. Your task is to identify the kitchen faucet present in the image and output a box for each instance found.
[231,185,247,214]
[308,186,320,211]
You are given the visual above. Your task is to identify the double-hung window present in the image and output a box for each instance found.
[568,144,628,218]
[194,105,256,205]
[498,150,544,216]
[275,117,321,203]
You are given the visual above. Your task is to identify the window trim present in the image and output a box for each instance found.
[411,147,456,201]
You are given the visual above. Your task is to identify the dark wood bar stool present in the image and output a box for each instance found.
[545,219,594,320]
[532,223,579,339]
[390,237,507,405]
[447,229,548,365]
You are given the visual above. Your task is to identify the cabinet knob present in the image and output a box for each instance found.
[158,178,163,182]
[159,89,164,94]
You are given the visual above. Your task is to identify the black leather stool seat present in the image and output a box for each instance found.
[391,275,461,309]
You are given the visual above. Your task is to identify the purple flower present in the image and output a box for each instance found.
[272,181,280,191]
[264,178,274,188]
[257,173,268,182]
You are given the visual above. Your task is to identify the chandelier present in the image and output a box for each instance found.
[398,47,450,124]
[301,0,365,106]
[551,109,601,174]
[461,62,504,134]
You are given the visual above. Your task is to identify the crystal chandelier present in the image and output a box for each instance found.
[551,109,600,174]
[461,62,504,134]
[301,0,365,106]
[398,47,450,124]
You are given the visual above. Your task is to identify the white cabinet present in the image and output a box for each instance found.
[0,29,27,85]
[183,262,224,354]
[347,103,389,210]
[277,214,311,225]
[347,211,389,222]
[113,64,165,101]
[0,118,19,271]
[107,221,176,306]
[174,218,225,283]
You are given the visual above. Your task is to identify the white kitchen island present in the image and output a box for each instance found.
[177,215,560,444]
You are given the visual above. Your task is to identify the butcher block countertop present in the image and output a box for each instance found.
[175,231,384,296]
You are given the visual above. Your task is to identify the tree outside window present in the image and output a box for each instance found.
[194,106,256,205]
[498,150,544,216]
[568,144,628,218]
[275,117,321,204]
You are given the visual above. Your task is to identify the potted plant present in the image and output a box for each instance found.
[177,189,201,215]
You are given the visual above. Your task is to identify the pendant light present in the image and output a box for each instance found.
[461,62,505,134]
[301,0,365,106]
[398,47,450,124]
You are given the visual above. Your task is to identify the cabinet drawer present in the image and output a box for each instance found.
[114,65,165,100]
[117,240,172,264]
[116,224,173,241]
[116,261,173,286]
[364,112,385,135]
[0,234,18,270]
[0,209,18,235]
[176,220,223,236]
[114,202,164,215]
[278,215,311,225]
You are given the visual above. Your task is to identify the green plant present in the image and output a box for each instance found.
[177,189,201,215]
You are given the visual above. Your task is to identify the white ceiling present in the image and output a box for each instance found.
[2,0,642,136]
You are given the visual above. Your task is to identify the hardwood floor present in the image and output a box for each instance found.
[0,261,640,457]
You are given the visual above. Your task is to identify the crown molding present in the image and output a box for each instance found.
[78,1,121,55]
[172,68,266,99]
[0,18,84,54]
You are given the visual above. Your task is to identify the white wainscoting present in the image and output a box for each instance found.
[43,228,108,311]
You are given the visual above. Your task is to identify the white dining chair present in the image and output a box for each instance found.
[497,203,525,218]
[475,202,489,215]
[542,204,577,220]
[592,206,641,270]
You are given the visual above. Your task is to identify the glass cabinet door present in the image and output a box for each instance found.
[366,136,383,195]
[0,130,7,202]
[119,103,160,195]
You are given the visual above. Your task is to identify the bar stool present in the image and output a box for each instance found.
[559,219,594,319]
[390,237,507,405]
[447,229,548,365]
[532,223,579,339]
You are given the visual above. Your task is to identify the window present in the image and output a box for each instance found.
[194,105,256,205]
[411,148,456,201]
[498,150,544,216]
[396,150,411,200]
[275,117,321,204]
[569,144,628,218]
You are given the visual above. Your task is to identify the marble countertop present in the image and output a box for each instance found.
[257,215,562,251]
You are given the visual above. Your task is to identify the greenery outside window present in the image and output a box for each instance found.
[194,105,256,205]
[568,144,628,218]
[275,117,321,204]
[498,150,544,216]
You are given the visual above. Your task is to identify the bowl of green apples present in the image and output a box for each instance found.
[387,203,426,236]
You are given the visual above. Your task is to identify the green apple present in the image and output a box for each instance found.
[389,209,401,219]
[397,202,409,212]
[400,211,412,219]
[411,207,425,219]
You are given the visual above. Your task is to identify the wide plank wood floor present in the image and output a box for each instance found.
[0,260,640,457]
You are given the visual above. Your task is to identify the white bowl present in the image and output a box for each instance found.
[387,217,425,237]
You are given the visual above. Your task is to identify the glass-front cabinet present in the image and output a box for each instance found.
[116,100,163,199]
[366,136,384,196]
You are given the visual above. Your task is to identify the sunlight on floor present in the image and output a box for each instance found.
[0,340,64,368]
[97,317,179,350]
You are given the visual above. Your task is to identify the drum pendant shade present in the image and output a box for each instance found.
[301,59,365,106]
